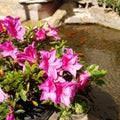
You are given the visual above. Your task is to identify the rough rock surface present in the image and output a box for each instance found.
[45,2,77,28]
[90,6,120,30]
[64,8,97,24]
[48,2,120,30]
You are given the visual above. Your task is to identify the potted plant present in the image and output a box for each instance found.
[57,94,90,120]
[0,16,107,120]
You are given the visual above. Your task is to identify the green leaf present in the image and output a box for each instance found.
[41,100,52,105]
[20,89,27,102]
[0,115,6,120]
[15,109,25,114]
[38,21,44,28]
[25,61,37,74]
[18,83,24,90]
[75,103,84,114]
[15,92,20,102]
[31,64,37,72]
[87,64,97,71]
[25,61,31,72]
[54,104,62,110]
[37,70,44,78]
[87,64,107,80]
[95,79,105,86]
[101,70,107,76]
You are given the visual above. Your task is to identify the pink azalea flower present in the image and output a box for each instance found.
[6,113,15,120]
[55,80,77,106]
[47,24,61,40]
[62,48,83,77]
[6,106,15,120]
[0,41,18,59]
[78,70,90,91]
[3,16,25,41]
[16,42,39,71]
[39,77,57,103]
[0,88,9,103]
[39,49,62,79]
[0,20,4,33]
[34,28,46,41]
[39,77,77,106]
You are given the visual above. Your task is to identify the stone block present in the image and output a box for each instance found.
[46,2,77,27]
[19,0,62,20]
[0,0,62,21]
[15,9,27,21]
[0,3,15,16]
[0,2,23,18]
[0,0,19,3]
[19,0,54,4]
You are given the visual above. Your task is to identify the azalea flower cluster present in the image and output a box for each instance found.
[0,16,63,120]
[0,16,106,120]
[39,48,90,107]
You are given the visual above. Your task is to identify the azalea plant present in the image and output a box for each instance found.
[0,16,107,120]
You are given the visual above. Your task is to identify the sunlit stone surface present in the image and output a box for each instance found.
[19,0,54,4]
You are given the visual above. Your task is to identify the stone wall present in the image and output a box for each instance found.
[0,0,31,20]
[0,0,18,3]
[0,0,62,21]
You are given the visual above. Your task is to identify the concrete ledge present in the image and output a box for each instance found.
[19,0,54,4]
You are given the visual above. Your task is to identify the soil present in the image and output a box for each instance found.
[58,24,120,120]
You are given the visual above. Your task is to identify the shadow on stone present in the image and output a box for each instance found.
[88,86,119,120]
